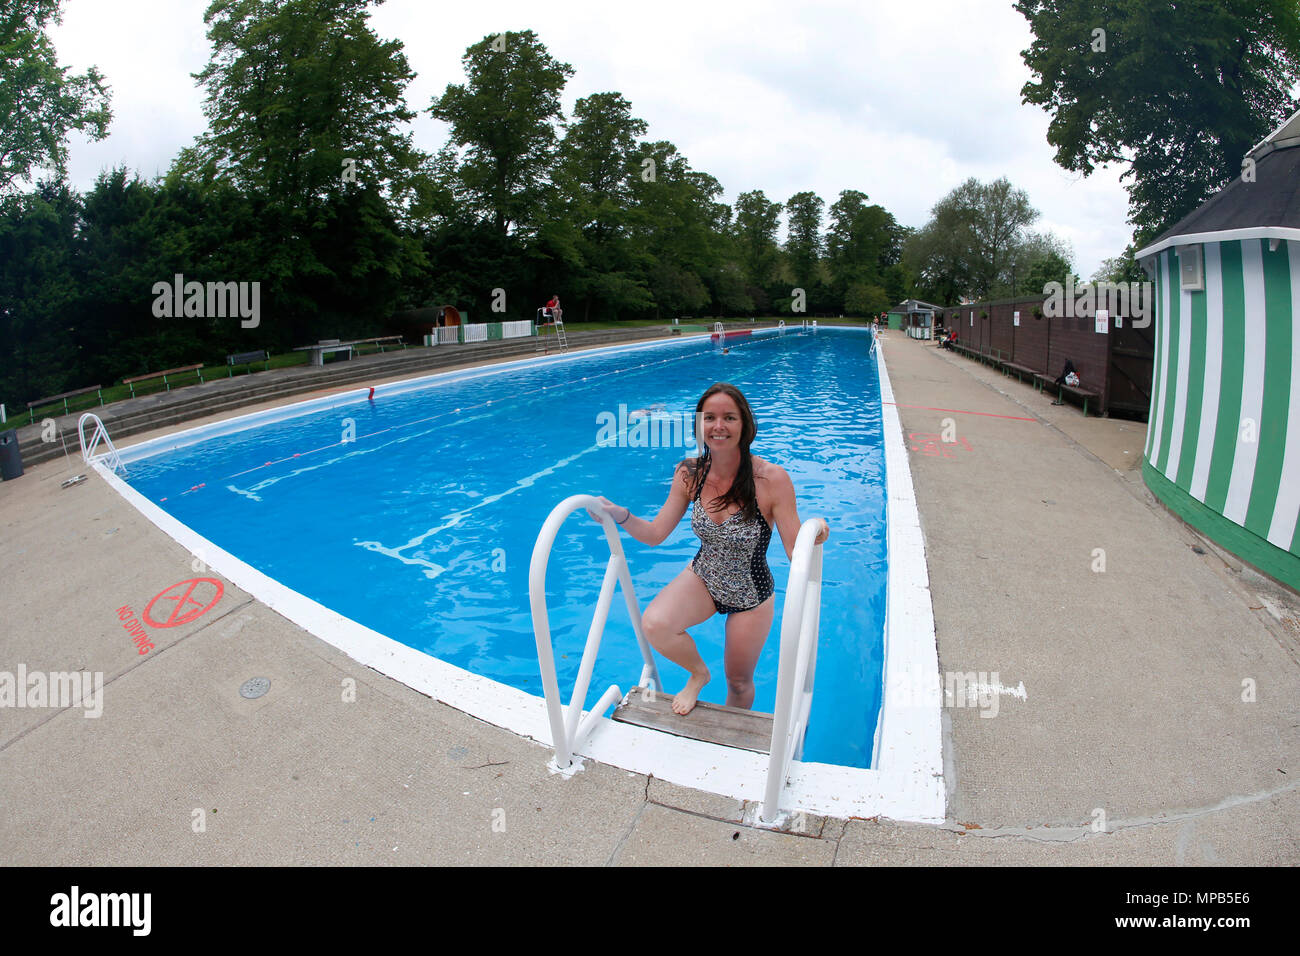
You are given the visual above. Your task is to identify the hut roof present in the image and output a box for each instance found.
[1135,107,1300,259]
[892,298,945,313]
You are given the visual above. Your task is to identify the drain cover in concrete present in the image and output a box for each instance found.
[239,677,271,699]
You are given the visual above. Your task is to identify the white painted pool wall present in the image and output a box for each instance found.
[99,326,946,824]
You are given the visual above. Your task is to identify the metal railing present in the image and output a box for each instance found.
[77,413,126,475]
[529,495,826,821]
[529,494,662,771]
[761,519,825,822]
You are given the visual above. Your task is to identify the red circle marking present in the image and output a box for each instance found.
[144,577,225,628]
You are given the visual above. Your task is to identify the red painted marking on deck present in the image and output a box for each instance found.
[144,577,224,628]
[886,403,1035,422]
[908,433,974,459]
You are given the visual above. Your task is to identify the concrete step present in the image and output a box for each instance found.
[9,325,725,471]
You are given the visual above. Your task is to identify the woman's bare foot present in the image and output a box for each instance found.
[672,668,711,715]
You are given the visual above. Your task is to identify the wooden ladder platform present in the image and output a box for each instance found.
[611,691,774,754]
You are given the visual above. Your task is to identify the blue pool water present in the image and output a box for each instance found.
[121,328,887,767]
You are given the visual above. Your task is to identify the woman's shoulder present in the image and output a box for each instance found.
[674,454,704,476]
[752,456,789,483]
[753,457,794,502]
[672,455,704,489]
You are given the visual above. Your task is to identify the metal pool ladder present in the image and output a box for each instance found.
[529,494,824,822]
[529,495,661,772]
[77,413,127,475]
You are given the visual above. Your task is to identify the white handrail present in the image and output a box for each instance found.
[77,413,126,475]
[761,519,825,822]
[529,494,662,770]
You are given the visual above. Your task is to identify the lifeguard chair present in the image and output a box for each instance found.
[536,303,568,353]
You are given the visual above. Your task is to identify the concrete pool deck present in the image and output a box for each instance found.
[1,330,1297,865]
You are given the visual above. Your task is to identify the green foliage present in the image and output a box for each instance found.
[844,282,890,316]
[1017,0,1300,242]
[732,189,783,289]
[0,22,933,405]
[1092,247,1146,284]
[826,190,906,310]
[187,0,421,204]
[903,177,1048,303]
[784,190,824,288]
[0,181,80,402]
[0,0,112,192]
[429,30,573,236]
[171,0,427,337]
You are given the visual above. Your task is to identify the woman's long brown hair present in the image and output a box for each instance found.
[680,382,760,521]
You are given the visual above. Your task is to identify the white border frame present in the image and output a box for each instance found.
[95,328,944,823]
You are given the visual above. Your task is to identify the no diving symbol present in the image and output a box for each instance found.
[144,577,224,628]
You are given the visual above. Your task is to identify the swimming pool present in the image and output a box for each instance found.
[103,328,944,821]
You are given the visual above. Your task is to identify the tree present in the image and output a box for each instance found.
[1017,0,1300,241]
[844,282,890,316]
[173,0,426,338]
[0,180,81,402]
[903,215,972,306]
[1092,248,1146,285]
[825,189,906,309]
[0,0,112,192]
[904,177,1038,302]
[1006,230,1074,295]
[182,0,421,204]
[630,142,729,316]
[429,30,573,236]
[784,190,824,287]
[552,92,652,320]
[732,190,783,291]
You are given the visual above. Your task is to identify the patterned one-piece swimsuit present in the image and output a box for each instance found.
[690,479,775,614]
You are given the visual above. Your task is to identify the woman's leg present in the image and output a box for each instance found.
[640,566,718,715]
[722,595,776,709]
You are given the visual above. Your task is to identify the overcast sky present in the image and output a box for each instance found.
[49,0,1137,279]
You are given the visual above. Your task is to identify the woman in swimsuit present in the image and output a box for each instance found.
[587,383,830,715]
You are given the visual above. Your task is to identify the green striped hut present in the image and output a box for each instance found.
[1134,108,1300,591]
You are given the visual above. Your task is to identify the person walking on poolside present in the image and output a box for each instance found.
[587,383,829,715]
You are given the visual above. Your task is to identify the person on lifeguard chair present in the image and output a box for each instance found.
[542,294,562,322]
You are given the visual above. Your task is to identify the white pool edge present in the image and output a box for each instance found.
[95,329,945,825]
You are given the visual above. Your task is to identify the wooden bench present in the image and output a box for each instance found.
[122,364,205,397]
[25,384,104,422]
[1034,374,1100,416]
[347,335,406,355]
[1002,362,1037,384]
[227,349,269,375]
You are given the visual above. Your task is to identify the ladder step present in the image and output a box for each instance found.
[612,691,774,753]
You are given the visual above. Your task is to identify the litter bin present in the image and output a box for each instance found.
[0,429,23,480]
